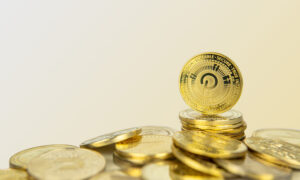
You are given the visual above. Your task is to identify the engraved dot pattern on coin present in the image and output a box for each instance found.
[180,52,243,114]
[28,147,106,180]
[245,137,300,169]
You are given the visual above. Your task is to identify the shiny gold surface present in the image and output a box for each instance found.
[140,126,176,136]
[253,128,300,147]
[90,170,138,180]
[171,145,222,177]
[80,127,142,148]
[179,109,243,125]
[179,52,243,114]
[116,134,173,161]
[245,137,300,169]
[0,169,28,180]
[215,153,292,180]
[28,147,106,180]
[169,161,223,180]
[173,131,247,158]
[9,144,76,170]
[142,161,174,180]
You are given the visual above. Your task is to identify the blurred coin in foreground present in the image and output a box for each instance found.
[245,137,300,169]
[116,134,173,161]
[80,127,142,148]
[9,144,76,170]
[90,170,138,180]
[141,126,176,136]
[173,131,247,158]
[253,128,300,147]
[179,109,243,126]
[28,147,106,180]
[215,153,291,180]
[0,169,28,180]
[171,145,222,177]
[179,52,243,114]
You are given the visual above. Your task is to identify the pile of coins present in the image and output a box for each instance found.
[1,52,300,180]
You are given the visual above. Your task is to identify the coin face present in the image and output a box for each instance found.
[180,52,243,114]
[173,131,247,158]
[0,169,28,180]
[80,127,142,148]
[179,109,243,126]
[245,137,300,169]
[253,128,300,147]
[9,144,76,170]
[171,145,222,177]
[140,126,176,136]
[214,153,291,180]
[28,147,106,180]
[116,135,173,161]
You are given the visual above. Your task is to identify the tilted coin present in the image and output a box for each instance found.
[215,153,291,180]
[113,152,142,177]
[114,151,148,166]
[179,109,243,126]
[169,161,223,180]
[0,169,28,180]
[28,147,106,180]
[245,137,300,169]
[116,134,173,161]
[80,127,142,148]
[173,131,247,158]
[253,128,300,147]
[90,170,138,180]
[9,144,76,170]
[140,126,176,136]
[171,145,222,177]
[179,52,243,114]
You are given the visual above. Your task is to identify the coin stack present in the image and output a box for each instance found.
[179,109,247,140]
[179,52,245,140]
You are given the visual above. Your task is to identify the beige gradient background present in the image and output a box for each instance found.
[0,1,300,168]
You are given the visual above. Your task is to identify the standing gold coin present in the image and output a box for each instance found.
[215,153,291,180]
[245,137,300,169]
[253,128,300,147]
[173,131,247,159]
[28,147,106,180]
[116,135,173,162]
[0,169,28,180]
[180,52,243,114]
[9,144,76,170]
[80,127,142,148]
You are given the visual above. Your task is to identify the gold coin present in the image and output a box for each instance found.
[116,134,173,161]
[80,127,142,148]
[215,153,291,180]
[9,144,76,170]
[179,109,243,126]
[94,144,120,171]
[0,169,28,180]
[140,126,176,136]
[142,161,174,180]
[173,131,247,158]
[170,161,223,180]
[253,128,300,147]
[90,170,138,180]
[28,147,106,180]
[181,120,245,130]
[113,152,142,177]
[179,52,243,114]
[171,145,222,177]
[245,137,300,169]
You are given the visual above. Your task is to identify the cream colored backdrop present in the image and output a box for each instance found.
[0,1,300,168]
